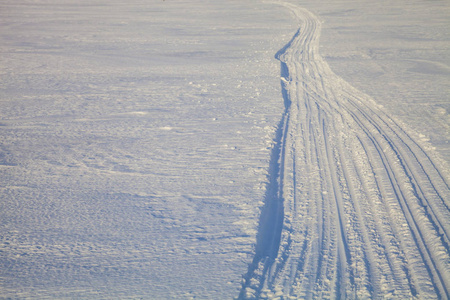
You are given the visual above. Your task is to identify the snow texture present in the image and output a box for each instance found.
[1,0,449,299]
[239,2,449,299]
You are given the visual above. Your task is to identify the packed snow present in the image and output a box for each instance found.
[1,0,449,299]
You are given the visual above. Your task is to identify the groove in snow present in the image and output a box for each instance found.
[239,2,450,299]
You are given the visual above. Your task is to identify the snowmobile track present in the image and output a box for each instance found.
[239,2,450,299]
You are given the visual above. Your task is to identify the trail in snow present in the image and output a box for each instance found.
[239,2,450,299]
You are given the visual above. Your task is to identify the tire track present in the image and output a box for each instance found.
[239,2,450,299]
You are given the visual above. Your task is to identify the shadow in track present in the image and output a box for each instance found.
[237,35,295,300]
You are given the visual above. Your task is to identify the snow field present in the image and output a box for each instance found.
[0,0,295,298]
[239,2,449,299]
[0,0,449,298]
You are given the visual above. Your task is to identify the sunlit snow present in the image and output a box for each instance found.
[1,0,449,299]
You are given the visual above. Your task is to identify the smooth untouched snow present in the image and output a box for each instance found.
[0,1,292,298]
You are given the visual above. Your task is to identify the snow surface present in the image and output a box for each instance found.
[0,0,449,299]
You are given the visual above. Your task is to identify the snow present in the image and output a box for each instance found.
[313,0,450,163]
[1,0,449,299]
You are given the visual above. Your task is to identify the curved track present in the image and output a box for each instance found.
[239,2,450,299]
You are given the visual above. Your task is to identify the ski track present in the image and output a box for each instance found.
[239,2,450,299]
